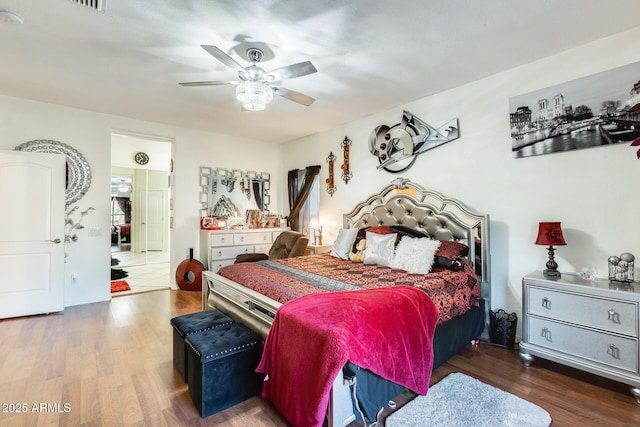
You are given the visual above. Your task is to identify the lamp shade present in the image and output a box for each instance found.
[535,222,567,246]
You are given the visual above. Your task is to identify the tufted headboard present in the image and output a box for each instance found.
[343,178,490,299]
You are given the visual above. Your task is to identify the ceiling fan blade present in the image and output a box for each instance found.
[201,45,246,73]
[179,81,237,87]
[272,86,316,106]
[268,61,317,81]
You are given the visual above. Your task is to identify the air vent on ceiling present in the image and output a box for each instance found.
[70,0,106,12]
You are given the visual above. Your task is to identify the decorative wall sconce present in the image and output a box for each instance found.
[220,170,239,192]
[341,136,352,184]
[239,177,252,200]
[326,152,337,197]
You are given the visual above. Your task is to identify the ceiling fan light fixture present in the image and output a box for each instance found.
[117,179,130,193]
[236,80,273,111]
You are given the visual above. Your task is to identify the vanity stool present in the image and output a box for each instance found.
[185,322,261,418]
[170,309,233,382]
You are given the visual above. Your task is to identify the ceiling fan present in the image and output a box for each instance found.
[180,45,317,111]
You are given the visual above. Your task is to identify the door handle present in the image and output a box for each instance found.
[47,238,62,244]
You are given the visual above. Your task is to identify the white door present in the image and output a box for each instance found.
[145,189,164,251]
[0,150,65,319]
[138,189,164,252]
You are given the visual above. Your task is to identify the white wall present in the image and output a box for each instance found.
[0,94,282,307]
[282,26,640,327]
[2,25,639,318]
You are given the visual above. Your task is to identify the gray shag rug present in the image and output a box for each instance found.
[386,373,552,427]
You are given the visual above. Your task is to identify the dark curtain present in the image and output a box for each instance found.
[252,181,264,211]
[287,169,300,211]
[287,165,320,232]
[115,197,132,223]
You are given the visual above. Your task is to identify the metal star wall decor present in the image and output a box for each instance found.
[369,110,460,173]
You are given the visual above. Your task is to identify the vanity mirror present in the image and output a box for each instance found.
[200,167,270,218]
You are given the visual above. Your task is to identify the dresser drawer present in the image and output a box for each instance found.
[527,286,638,337]
[254,243,272,254]
[527,316,638,373]
[209,258,235,272]
[210,233,234,247]
[210,245,253,260]
[234,232,272,245]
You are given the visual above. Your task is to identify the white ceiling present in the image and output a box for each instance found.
[1,0,639,143]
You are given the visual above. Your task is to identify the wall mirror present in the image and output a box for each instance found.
[15,139,92,206]
[200,167,270,217]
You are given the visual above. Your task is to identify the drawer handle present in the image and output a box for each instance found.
[607,343,620,359]
[540,327,551,341]
[607,308,620,324]
[217,251,222,257]
[220,237,225,243]
[240,236,244,242]
[541,297,551,309]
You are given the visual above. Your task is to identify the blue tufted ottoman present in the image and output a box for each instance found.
[185,322,261,418]
[170,309,233,382]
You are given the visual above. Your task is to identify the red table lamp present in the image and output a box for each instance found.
[535,222,567,278]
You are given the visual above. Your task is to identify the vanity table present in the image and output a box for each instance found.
[199,228,290,271]
[520,271,640,403]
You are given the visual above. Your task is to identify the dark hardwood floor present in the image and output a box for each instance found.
[1,289,638,426]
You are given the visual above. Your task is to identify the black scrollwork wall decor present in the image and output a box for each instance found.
[15,139,92,206]
[369,110,460,173]
[326,151,337,197]
[341,136,352,184]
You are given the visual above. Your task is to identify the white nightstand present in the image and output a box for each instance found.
[520,271,640,404]
[307,244,333,255]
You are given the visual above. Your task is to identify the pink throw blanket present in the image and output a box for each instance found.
[255,286,438,427]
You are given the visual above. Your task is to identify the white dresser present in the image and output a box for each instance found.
[520,271,640,404]
[199,228,289,271]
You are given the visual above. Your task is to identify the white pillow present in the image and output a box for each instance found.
[391,236,441,274]
[364,232,397,267]
[330,228,359,260]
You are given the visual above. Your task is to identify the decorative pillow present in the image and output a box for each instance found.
[353,225,394,252]
[366,225,394,235]
[363,232,397,267]
[391,236,441,274]
[330,228,359,260]
[434,240,469,270]
[389,225,430,240]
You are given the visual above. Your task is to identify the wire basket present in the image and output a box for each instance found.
[489,309,517,349]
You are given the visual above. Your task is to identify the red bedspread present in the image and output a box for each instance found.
[217,254,479,323]
[255,285,438,427]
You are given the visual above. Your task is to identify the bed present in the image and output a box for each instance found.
[201,178,490,426]
[116,223,131,245]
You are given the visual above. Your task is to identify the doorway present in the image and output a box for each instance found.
[110,132,173,294]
